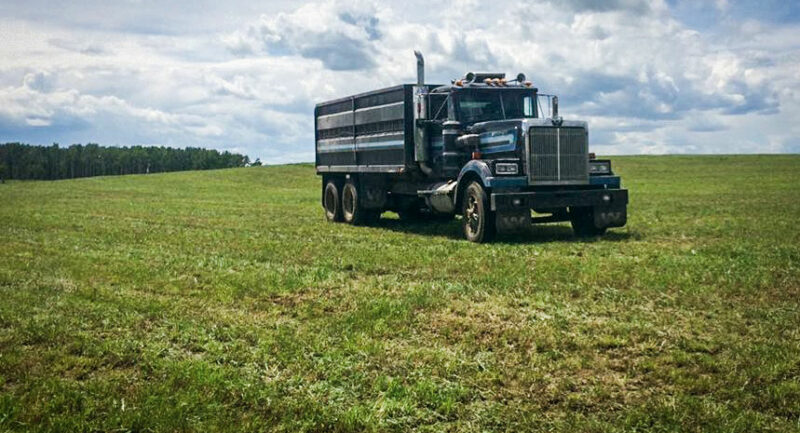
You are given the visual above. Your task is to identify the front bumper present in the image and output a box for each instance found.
[491,188,628,211]
[491,188,628,231]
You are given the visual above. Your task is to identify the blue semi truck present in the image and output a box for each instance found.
[315,51,627,242]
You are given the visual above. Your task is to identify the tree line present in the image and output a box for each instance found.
[0,143,256,181]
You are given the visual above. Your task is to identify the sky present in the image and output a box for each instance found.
[1,0,798,162]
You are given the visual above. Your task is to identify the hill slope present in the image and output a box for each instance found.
[1,156,799,432]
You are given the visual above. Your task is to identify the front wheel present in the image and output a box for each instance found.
[461,181,495,243]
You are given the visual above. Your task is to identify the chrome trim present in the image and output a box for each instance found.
[556,127,561,180]
[353,101,404,125]
[316,165,405,173]
[316,111,354,130]
[527,125,589,185]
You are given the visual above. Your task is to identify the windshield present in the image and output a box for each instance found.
[457,90,537,124]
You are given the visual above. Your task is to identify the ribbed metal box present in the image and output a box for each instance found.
[315,85,422,173]
[528,127,589,184]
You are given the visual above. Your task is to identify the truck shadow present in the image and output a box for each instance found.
[374,218,636,244]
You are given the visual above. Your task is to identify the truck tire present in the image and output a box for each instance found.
[342,181,375,225]
[570,207,607,237]
[461,181,495,243]
[324,181,343,222]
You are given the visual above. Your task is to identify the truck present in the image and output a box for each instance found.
[314,51,627,242]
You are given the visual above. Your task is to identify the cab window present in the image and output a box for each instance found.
[457,90,537,124]
[429,94,448,120]
[458,91,503,124]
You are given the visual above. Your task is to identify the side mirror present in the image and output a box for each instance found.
[455,134,480,149]
[550,95,563,126]
[552,96,559,118]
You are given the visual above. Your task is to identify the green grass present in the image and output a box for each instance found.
[1,155,799,432]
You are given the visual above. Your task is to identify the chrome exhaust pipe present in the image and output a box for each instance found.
[414,50,424,86]
[413,50,433,176]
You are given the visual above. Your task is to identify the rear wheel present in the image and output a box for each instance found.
[323,181,342,222]
[570,207,607,237]
[461,181,495,243]
[342,181,376,225]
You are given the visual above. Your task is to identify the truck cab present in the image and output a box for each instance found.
[315,52,627,242]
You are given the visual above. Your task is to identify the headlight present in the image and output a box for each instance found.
[495,162,519,175]
[589,160,611,175]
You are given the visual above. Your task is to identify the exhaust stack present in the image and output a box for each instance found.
[414,50,424,86]
[413,51,433,176]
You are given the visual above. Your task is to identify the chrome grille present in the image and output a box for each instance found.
[528,127,589,184]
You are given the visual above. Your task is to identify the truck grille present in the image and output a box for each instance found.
[528,127,588,184]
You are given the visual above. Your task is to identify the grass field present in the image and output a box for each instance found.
[1,155,799,432]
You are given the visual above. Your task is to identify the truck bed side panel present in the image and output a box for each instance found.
[315,85,419,174]
[353,87,407,167]
[316,99,356,167]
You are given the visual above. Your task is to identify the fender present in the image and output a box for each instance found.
[456,159,493,185]
[453,160,493,209]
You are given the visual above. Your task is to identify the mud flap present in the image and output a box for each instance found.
[495,211,531,233]
[360,184,387,209]
[594,206,627,228]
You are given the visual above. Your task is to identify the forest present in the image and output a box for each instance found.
[0,143,253,181]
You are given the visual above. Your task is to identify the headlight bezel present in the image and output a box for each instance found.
[589,159,612,175]
[494,161,520,176]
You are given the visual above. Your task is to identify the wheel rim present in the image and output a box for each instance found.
[324,186,336,215]
[465,194,480,237]
[343,186,355,217]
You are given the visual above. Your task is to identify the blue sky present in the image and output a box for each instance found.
[1,0,798,162]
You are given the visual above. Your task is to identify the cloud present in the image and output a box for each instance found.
[684,112,728,132]
[49,38,107,56]
[224,1,381,70]
[558,0,653,14]
[0,0,799,161]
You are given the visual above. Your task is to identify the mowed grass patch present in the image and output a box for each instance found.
[0,155,799,432]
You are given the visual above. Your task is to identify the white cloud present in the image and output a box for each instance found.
[224,0,382,70]
[0,0,799,161]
